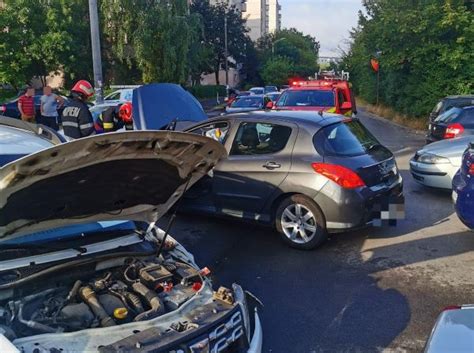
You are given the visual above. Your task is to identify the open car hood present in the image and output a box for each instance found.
[132,83,207,131]
[0,131,226,242]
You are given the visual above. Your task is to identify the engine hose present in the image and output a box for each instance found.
[122,290,145,314]
[18,303,59,334]
[132,282,165,321]
[79,286,116,327]
[66,280,82,303]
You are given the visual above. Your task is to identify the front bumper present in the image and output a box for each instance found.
[409,159,457,189]
[247,311,263,353]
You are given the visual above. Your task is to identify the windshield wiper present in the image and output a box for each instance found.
[0,243,87,254]
[365,143,384,152]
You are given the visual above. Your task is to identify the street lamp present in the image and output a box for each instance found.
[272,37,286,56]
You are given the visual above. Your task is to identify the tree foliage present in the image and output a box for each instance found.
[101,0,195,84]
[0,0,91,88]
[257,28,320,83]
[342,0,473,117]
[190,0,249,85]
[261,57,294,86]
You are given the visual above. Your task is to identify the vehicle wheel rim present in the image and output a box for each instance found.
[280,203,317,244]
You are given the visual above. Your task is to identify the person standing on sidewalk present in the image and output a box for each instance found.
[61,80,95,139]
[17,87,36,122]
[40,86,64,131]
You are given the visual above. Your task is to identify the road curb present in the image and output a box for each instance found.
[359,107,426,136]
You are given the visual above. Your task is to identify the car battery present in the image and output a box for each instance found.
[139,263,173,288]
[160,284,196,311]
[173,262,200,286]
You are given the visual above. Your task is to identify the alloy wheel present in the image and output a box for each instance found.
[280,203,317,244]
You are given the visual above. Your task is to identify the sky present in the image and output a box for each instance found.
[279,0,364,57]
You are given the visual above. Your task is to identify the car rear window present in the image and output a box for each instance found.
[313,120,382,157]
[231,96,263,108]
[434,108,462,123]
[458,108,474,127]
[276,90,335,107]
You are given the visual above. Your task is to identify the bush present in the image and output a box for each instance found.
[187,85,226,99]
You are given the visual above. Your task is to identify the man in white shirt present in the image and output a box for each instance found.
[40,86,64,131]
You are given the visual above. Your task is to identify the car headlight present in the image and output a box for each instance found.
[418,153,450,164]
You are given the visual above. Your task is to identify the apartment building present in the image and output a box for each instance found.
[209,0,246,11]
[242,0,281,41]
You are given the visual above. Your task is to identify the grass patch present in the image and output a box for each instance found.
[357,98,426,131]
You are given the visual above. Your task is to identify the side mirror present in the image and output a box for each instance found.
[266,101,274,109]
[341,101,352,110]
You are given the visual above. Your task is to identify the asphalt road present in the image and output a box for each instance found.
[166,109,474,353]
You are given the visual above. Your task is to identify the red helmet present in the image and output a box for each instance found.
[71,80,94,98]
[119,102,133,123]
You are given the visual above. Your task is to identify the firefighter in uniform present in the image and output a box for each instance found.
[95,102,134,133]
[61,80,95,139]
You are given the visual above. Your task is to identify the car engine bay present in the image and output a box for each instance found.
[0,254,206,341]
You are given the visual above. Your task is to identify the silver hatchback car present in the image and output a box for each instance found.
[183,111,404,249]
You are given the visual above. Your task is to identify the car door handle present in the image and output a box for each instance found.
[263,162,281,170]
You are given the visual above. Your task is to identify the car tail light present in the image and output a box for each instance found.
[444,123,464,139]
[468,163,474,175]
[442,305,461,311]
[311,163,365,189]
[0,105,5,113]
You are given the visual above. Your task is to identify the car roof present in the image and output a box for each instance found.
[206,110,343,128]
[445,95,474,100]
[0,124,55,156]
[287,86,334,91]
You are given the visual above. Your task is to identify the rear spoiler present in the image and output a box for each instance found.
[0,116,66,145]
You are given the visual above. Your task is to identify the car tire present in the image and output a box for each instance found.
[275,195,327,250]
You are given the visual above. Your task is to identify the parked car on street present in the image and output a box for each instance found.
[264,86,278,94]
[0,116,64,166]
[249,87,265,95]
[225,95,270,114]
[94,88,135,105]
[183,111,404,249]
[0,131,263,353]
[452,141,474,229]
[426,106,474,143]
[424,305,474,353]
[410,135,473,189]
[265,92,281,103]
[428,95,474,123]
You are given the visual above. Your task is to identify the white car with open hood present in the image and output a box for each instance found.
[0,131,262,353]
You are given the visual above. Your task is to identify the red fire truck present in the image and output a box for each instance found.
[269,77,357,116]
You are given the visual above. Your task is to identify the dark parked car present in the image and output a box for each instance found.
[452,141,474,229]
[183,111,404,249]
[429,95,474,122]
[225,95,270,114]
[426,106,474,143]
[1,93,69,121]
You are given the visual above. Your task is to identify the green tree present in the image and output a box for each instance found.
[342,0,473,117]
[257,28,320,84]
[101,0,196,84]
[0,0,91,89]
[190,0,249,85]
[261,57,294,86]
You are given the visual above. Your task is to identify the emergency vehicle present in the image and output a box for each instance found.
[270,77,357,116]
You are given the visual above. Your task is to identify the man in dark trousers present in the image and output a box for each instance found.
[61,80,95,139]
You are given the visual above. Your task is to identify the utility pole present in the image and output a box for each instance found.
[88,0,104,104]
[224,14,229,89]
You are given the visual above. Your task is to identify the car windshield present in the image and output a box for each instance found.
[314,120,383,157]
[231,96,263,108]
[250,88,264,95]
[265,86,278,93]
[276,90,335,107]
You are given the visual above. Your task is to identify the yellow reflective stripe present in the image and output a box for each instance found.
[326,107,336,113]
[344,110,352,116]
[103,122,114,129]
